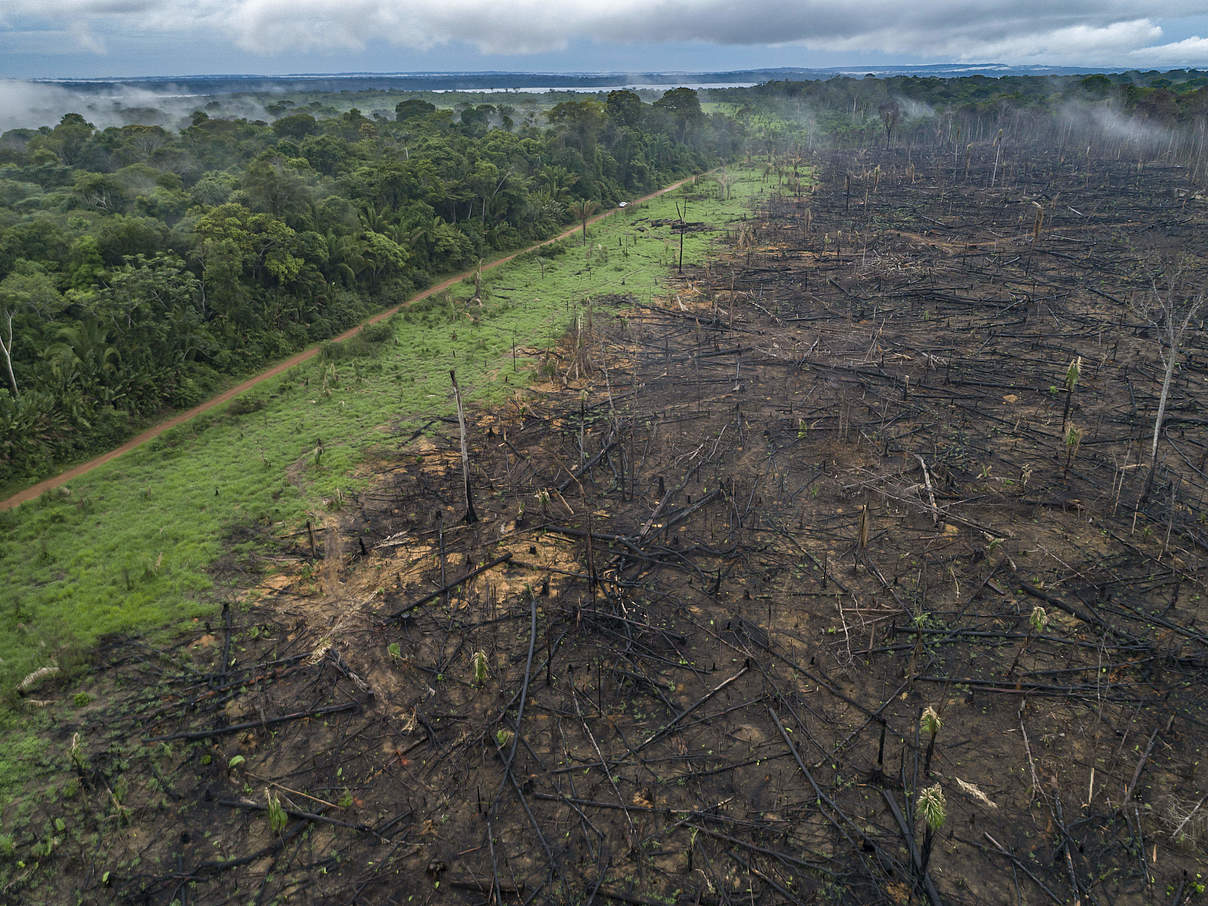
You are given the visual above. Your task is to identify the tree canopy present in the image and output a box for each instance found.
[0,89,740,483]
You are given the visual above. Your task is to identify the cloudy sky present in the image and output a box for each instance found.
[3,0,1208,78]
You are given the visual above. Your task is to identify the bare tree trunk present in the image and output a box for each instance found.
[450,370,478,524]
[1142,351,1177,503]
[676,202,685,274]
[920,824,935,875]
[0,311,17,399]
[1141,291,1204,504]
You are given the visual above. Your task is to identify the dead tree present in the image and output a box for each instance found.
[450,370,478,524]
[0,309,16,398]
[879,101,901,150]
[715,168,734,201]
[1135,274,1204,503]
[675,202,686,274]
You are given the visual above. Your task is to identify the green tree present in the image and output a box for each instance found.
[653,88,703,143]
[0,268,64,398]
[606,90,643,129]
[41,113,95,166]
[396,99,436,122]
[357,230,409,293]
[272,113,318,140]
[239,155,313,223]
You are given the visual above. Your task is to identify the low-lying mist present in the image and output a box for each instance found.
[0,80,272,132]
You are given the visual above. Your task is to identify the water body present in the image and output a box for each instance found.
[428,82,759,93]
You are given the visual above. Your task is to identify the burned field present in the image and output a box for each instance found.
[26,144,1208,906]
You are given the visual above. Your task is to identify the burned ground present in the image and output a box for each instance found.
[13,143,1208,906]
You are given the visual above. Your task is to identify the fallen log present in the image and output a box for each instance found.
[144,701,361,742]
[386,552,513,620]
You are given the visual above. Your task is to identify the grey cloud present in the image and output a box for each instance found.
[4,0,1208,66]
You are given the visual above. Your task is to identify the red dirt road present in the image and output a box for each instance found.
[1,173,705,511]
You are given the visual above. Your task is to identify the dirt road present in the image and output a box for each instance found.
[1,173,706,511]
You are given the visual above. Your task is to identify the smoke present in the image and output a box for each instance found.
[894,97,935,121]
[1058,100,1173,151]
[0,79,273,132]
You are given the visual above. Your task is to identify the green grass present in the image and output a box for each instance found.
[0,167,769,786]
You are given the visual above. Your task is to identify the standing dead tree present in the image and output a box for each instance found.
[879,101,901,150]
[450,370,478,524]
[0,308,16,398]
[715,168,734,201]
[674,201,686,274]
[1135,272,1204,504]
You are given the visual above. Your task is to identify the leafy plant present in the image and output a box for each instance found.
[1061,355,1081,436]
[917,783,946,875]
[265,788,288,835]
[1009,606,1048,677]
[918,784,946,830]
[1063,425,1082,477]
[472,649,488,686]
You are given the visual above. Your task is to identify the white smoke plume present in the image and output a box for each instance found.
[1058,100,1174,151]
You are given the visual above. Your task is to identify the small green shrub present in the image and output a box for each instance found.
[226,395,266,416]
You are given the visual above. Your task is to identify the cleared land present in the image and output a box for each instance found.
[5,145,1208,905]
[0,169,763,714]
[0,168,767,892]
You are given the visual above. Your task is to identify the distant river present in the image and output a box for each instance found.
[429,83,759,93]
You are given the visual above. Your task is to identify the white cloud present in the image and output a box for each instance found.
[4,0,1208,66]
[1130,35,1208,66]
[944,20,1165,65]
[67,21,107,54]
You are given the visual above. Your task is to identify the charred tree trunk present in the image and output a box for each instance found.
[451,370,478,524]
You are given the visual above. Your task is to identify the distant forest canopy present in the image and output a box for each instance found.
[719,69,1208,152]
[1,68,1207,486]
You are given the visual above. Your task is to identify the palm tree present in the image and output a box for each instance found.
[917,784,946,876]
[575,199,598,244]
[50,318,118,389]
[322,232,361,288]
[357,202,390,234]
